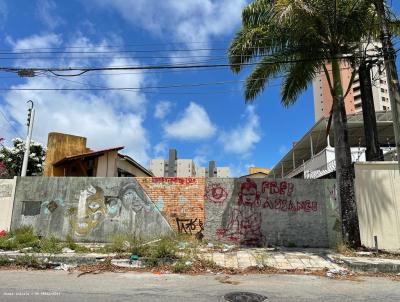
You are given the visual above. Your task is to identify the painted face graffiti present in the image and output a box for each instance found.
[218,178,265,246]
[74,185,106,237]
[105,197,121,217]
[238,178,261,207]
[119,183,153,213]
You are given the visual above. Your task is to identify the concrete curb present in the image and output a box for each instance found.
[0,251,116,265]
[327,254,400,273]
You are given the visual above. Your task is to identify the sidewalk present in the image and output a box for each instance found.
[201,248,341,271]
[1,248,400,274]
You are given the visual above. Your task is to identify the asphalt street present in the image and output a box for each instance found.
[0,271,399,302]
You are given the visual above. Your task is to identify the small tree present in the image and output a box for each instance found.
[0,138,46,177]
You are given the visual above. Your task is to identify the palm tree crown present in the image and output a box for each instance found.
[228,0,376,104]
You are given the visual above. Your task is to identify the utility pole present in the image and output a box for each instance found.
[374,0,400,168]
[21,100,35,177]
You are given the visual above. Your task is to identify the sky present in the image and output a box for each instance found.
[0,0,399,176]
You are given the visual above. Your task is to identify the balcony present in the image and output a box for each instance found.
[285,147,393,179]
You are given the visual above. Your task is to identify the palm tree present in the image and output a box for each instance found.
[228,0,378,246]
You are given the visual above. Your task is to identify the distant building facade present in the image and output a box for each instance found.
[43,133,152,177]
[248,167,270,175]
[196,163,230,178]
[149,149,230,177]
[313,43,391,122]
[149,149,196,177]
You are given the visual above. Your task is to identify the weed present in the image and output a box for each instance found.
[172,259,191,273]
[142,236,178,267]
[0,226,40,250]
[14,255,47,269]
[103,233,150,256]
[0,256,12,266]
[38,236,63,253]
[287,242,297,248]
[195,257,219,270]
[64,235,91,253]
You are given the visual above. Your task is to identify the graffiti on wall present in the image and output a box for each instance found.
[216,179,265,246]
[41,197,65,215]
[205,183,228,203]
[136,177,205,234]
[211,178,320,247]
[176,217,204,239]
[152,177,197,185]
[66,183,161,236]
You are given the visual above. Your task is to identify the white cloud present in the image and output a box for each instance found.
[36,0,64,29]
[193,155,207,168]
[164,102,216,140]
[153,141,168,158]
[154,101,172,120]
[1,33,151,164]
[219,106,261,155]
[92,0,247,62]
[6,33,62,50]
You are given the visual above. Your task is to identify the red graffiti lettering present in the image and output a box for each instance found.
[261,198,318,212]
[262,181,295,196]
[152,177,197,185]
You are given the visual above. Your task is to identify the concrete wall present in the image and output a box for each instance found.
[9,176,340,247]
[204,178,340,248]
[355,162,400,251]
[11,177,173,242]
[136,177,204,236]
[0,178,16,232]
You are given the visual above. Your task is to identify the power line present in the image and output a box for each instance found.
[0,52,385,77]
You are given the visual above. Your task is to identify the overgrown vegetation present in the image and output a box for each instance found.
[0,255,51,269]
[0,226,90,254]
[0,227,222,272]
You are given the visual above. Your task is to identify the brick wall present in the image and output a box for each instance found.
[137,177,205,236]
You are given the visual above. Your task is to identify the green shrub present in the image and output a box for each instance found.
[0,256,12,266]
[14,255,45,269]
[143,236,178,267]
[64,235,90,253]
[38,236,62,253]
[103,233,149,256]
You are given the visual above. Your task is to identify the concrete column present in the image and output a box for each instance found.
[310,135,314,157]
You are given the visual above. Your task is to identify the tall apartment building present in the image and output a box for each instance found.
[149,149,230,177]
[312,44,391,122]
[196,162,230,178]
[150,149,196,177]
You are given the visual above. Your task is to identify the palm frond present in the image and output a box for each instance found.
[281,59,322,107]
[244,54,289,102]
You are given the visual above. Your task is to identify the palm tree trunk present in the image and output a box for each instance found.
[374,0,400,166]
[331,58,361,247]
[359,61,383,161]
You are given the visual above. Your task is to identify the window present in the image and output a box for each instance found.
[22,201,42,216]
